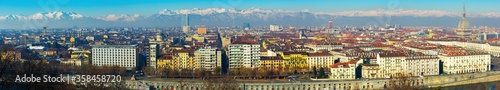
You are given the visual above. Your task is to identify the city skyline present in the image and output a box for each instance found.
[2,1,500,90]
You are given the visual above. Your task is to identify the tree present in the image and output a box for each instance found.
[313,66,318,77]
[318,67,325,78]
[196,68,207,78]
[142,66,155,76]
[159,66,169,76]
[240,67,251,79]
[212,67,221,75]
[256,67,269,79]
[385,73,422,90]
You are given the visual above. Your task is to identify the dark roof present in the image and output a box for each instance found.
[260,56,283,60]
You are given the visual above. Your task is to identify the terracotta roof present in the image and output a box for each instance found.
[356,35,373,38]
[159,55,173,60]
[282,51,308,55]
[330,59,357,68]
[331,49,343,52]
[231,40,258,44]
[378,51,409,57]
[260,56,283,60]
[307,52,333,57]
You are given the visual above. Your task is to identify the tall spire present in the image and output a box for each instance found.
[462,0,466,18]
[185,14,189,26]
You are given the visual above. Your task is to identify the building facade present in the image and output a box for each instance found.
[307,52,335,69]
[260,56,284,70]
[270,24,280,31]
[329,60,357,80]
[406,56,440,76]
[228,41,261,69]
[147,44,158,69]
[197,26,207,35]
[91,45,138,68]
[280,52,308,72]
[157,55,173,69]
[172,49,197,70]
[438,53,490,74]
[361,64,383,79]
[194,48,222,71]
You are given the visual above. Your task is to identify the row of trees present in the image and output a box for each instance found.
[142,66,222,78]
[312,66,328,78]
[143,65,334,80]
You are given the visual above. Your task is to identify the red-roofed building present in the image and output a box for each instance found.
[304,41,342,52]
[435,45,490,74]
[157,55,173,69]
[329,59,358,80]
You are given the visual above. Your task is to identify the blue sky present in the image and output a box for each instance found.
[0,0,499,16]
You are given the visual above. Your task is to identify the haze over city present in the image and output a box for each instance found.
[1,0,500,29]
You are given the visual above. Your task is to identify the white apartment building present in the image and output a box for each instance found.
[270,24,280,31]
[307,52,335,69]
[377,53,408,78]
[92,45,138,68]
[427,40,500,57]
[361,64,383,79]
[195,47,222,71]
[330,60,356,80]
[437,49,490,74]
[376,52,440,77]
[182,26,190,34]
[228,41,261,69]
[406,56,440,76]
[489,43,500,57]
[148,44,158,68]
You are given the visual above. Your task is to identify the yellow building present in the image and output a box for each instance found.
[259,56,284,70]
[189,34,205,42]
[280,52,308,72]
[221,37,231,48]
[70,50,91,59]
[70,37,75,43]
[60,59,83,66]
[157,55,173,69]
[172,49,197,70]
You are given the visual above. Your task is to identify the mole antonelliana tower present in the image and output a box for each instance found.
[456,0,472,38]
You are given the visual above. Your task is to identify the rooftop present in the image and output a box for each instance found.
[260,56,283,60]
[307,52,333,57]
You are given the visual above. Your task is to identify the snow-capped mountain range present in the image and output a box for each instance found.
[1,8,500,29]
